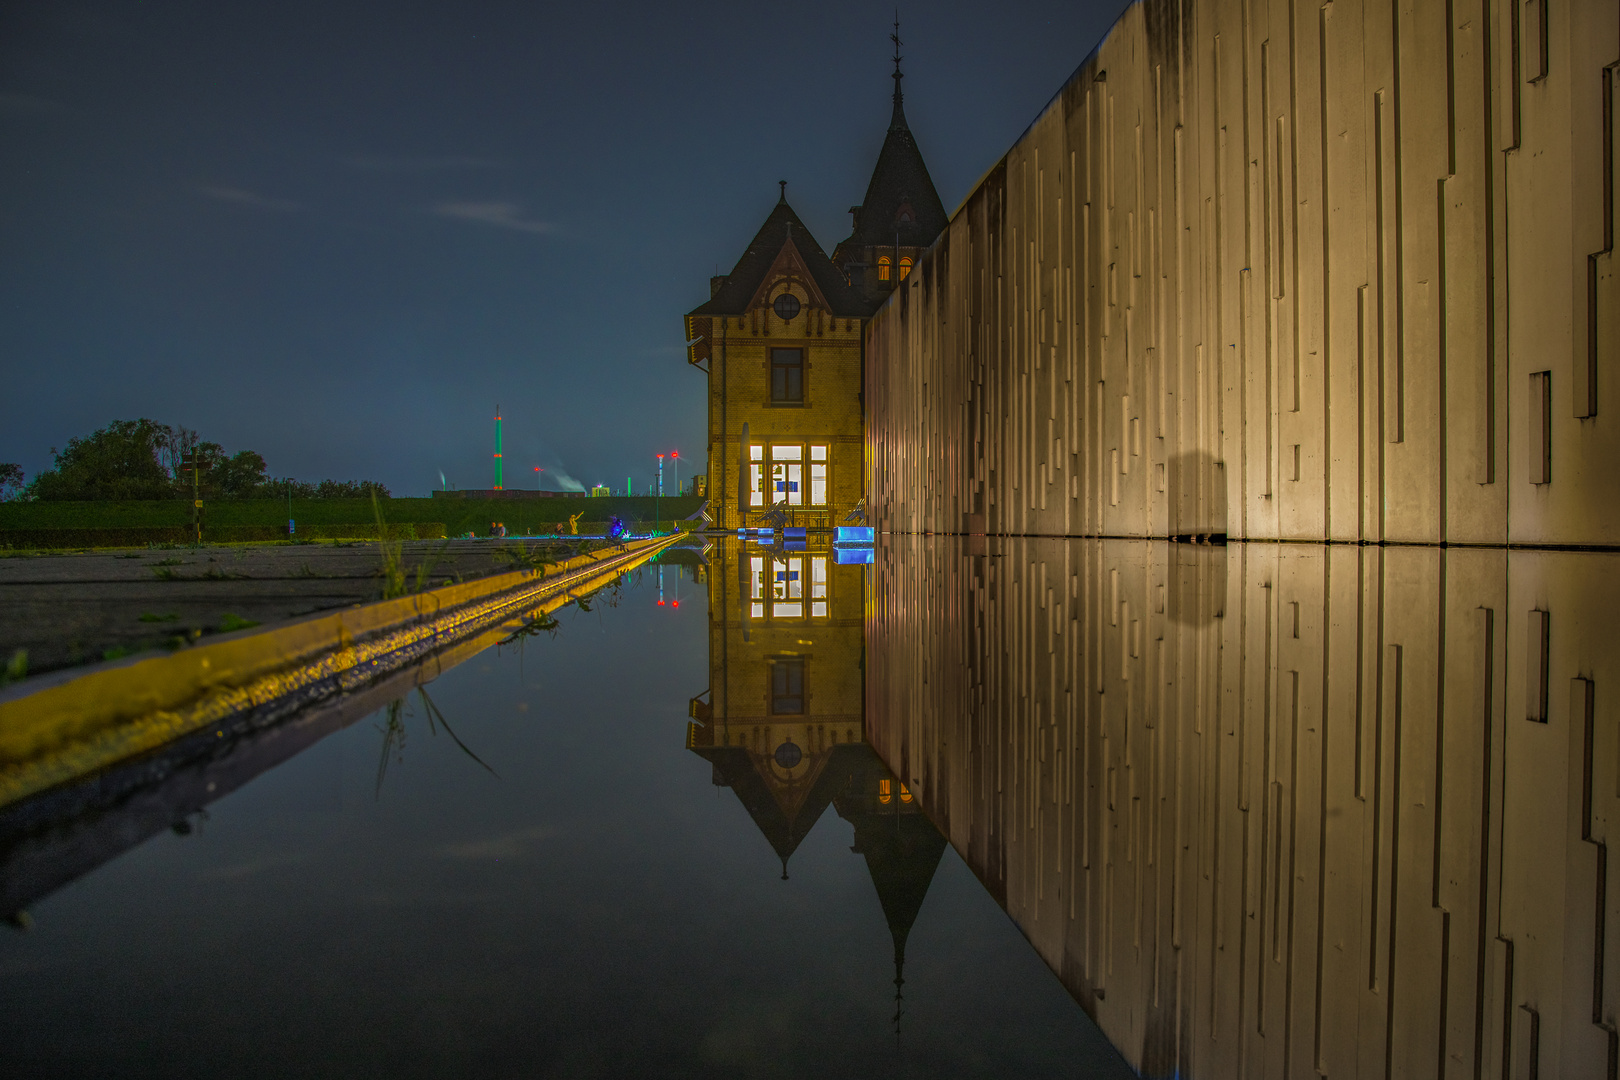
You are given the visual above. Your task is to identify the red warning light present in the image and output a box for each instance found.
[672,601,679,608]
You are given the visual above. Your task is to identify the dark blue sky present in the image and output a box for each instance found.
[1,0,1128,496]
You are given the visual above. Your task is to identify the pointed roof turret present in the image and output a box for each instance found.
[835,22,949,256]
[889,15,907,131]
[833,747,949,1036]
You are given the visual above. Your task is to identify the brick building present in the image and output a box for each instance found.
[684,49,946,530]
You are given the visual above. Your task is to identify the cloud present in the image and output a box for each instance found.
[197,185,300,212]
[433,200,553,235]
[434,825,555,860]
[342,154,501,172]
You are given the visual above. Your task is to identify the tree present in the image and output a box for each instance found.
[214,449,268,498]
[25,419,177,501]
[0,463,22,501]
[313,479,391,499]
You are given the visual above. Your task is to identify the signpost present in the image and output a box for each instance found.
[179,450,204,545]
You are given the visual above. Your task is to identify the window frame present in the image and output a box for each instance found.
[770,347,804,404]
[749,554,830,620]
[768,656,806,716]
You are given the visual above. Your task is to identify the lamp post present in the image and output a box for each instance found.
[672,450,680,497]
[534,466,543,491]
[656,454,664,533]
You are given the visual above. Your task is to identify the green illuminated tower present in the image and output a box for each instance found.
[494,405,503,490]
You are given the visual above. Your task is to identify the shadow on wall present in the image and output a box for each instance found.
[1167,540,1224,626]
[1167,451,1226,540]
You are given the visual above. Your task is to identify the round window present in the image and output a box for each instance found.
[773,293,801,320]
[773,741,803,769]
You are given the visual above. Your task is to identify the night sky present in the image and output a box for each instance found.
[1,0,1129,496]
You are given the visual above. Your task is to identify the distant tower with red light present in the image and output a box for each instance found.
[493,406,503,490]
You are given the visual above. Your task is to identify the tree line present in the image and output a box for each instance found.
[0,419,389,502]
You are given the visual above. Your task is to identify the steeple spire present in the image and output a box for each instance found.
[889,13,906,130]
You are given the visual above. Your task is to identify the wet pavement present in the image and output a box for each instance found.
[0,539,606,676]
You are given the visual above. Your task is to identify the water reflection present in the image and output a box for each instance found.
[4,543,1116,1078]
[867,537,1620,1078]
[687,537,948,1031]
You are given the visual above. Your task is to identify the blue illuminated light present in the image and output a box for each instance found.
[834,526,875,545]
[835,547,874,565]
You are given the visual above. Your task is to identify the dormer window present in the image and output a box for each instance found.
[772,293,801,320]
[896,201,915,225]
[898,257,913,280]
[877,255,891,281]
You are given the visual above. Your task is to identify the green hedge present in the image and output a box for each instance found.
[0,523,445,549]
[0,496,704,539]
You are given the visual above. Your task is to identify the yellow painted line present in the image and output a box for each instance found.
[0,534,681,808]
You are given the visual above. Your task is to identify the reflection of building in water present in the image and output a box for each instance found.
[689,539,946,1016]
[687,540,867,880]
[867,537,1620,1078]
[834,746,947,1027]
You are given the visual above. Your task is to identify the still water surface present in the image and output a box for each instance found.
[6,536,1610,1078]
[0,547,1132,1078]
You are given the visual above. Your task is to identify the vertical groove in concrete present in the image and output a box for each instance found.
[867,537,1620,1076]
[866,0,1620,546]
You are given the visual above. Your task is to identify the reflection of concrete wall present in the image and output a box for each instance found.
[866,0,1620,545]
[866,535,1620,1077]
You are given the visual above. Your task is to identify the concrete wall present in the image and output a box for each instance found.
[865,535,1620,1077]
[865,0,1620,544]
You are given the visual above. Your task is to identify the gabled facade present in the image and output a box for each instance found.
[685,194,868,530]
[685,47,947,531]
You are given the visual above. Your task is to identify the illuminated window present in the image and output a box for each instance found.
[899,783,913,803]
[810,556,828,617]
[898,257,913,280]
[877,256,891,281]
[808,445,828,505]
[878,778,892,804]
[748,445,764,508]
[772,557,803,602]
[770,659,805,715]
[771,348,803,402]
[770,445,802,507]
